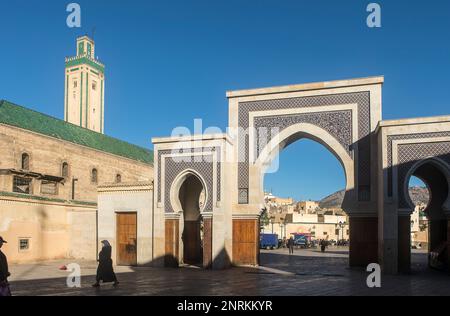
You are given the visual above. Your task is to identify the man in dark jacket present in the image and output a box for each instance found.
[288,237,295,255]
[0,236,11,296]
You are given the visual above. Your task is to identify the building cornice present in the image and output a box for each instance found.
[375,115,450,133]
[98,181,153,193]
[226,76,384,98]
[0,191,97,208]
[65,55,105,73]
[152,133,232,145]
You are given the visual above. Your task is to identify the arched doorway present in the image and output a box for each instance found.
[255,123,371,262]
[178,174,205,265]
[256,123,355,213]
[403,159,450,271]
[155,77,384,269]
[407,176,430,252]
[261,137,349,271]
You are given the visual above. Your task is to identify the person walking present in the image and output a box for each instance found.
[320,239,327,253]
[92,240,119,287]
[288,236,295,255]
[0,236,11,296]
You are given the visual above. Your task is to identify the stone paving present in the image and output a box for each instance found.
[7,247,450,296]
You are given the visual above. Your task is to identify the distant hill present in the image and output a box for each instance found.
[408,186,430,205]
[319,190,346,209]
[319,187,429,209]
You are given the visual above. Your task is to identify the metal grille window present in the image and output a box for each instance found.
[318,215,325,223]
[91,168,98,183]
[13,176,32,194]
[19,238,30,251]
[238,188,248,204]
[21,153,30,170]
[62,162,69,178]
[41,181,58,195]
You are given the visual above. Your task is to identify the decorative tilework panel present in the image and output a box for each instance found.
[238,92,371,202]
[386,132,450,197]
[253,110,353,158]
[164,157,214,213]
[157,147,221,207]
[396,141,450,208]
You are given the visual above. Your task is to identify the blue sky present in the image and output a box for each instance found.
[1,0,448,201]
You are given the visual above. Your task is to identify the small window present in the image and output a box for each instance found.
[91,168,98,184]
[323,232,328,235]
[41,181,58,195]
[19,238,30,251]
[62,162,69,178]
[73,80,78,89]
[21,153,30,170]
[13,176,31,194]
[92,81,97,90]
[115,174,122,183]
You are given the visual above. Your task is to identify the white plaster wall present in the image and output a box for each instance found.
[98,190,154,266]
[292,213,318,223]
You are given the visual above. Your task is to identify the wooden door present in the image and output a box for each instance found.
[232,219,259,265]
[165,219,180,267]
[183,220,202,264]
[116,213,137,266]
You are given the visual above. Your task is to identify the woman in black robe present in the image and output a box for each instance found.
[93,240,119,287]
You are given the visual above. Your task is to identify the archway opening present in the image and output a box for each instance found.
[261,137,349,271]
[407,161,449,271]
[408,176,430,251]
[178,174,205,265]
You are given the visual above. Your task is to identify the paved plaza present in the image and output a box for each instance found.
[8,247,450,296]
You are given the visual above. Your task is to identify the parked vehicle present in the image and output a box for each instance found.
[337,239,349,246]
[278,238,286,249]
[292,233,312,249]
[260,233,279,250]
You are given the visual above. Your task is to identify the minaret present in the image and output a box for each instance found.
[64,36,105,133]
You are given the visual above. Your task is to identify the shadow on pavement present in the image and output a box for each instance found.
[7,250,450,296]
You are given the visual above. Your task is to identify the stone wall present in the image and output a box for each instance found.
[0,124,153,202]
[0,123,153,263]
[67,209,97,260]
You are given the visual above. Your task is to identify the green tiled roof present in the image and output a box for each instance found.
[0,100,153,165]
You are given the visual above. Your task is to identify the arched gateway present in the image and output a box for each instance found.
[152,77,450,273]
